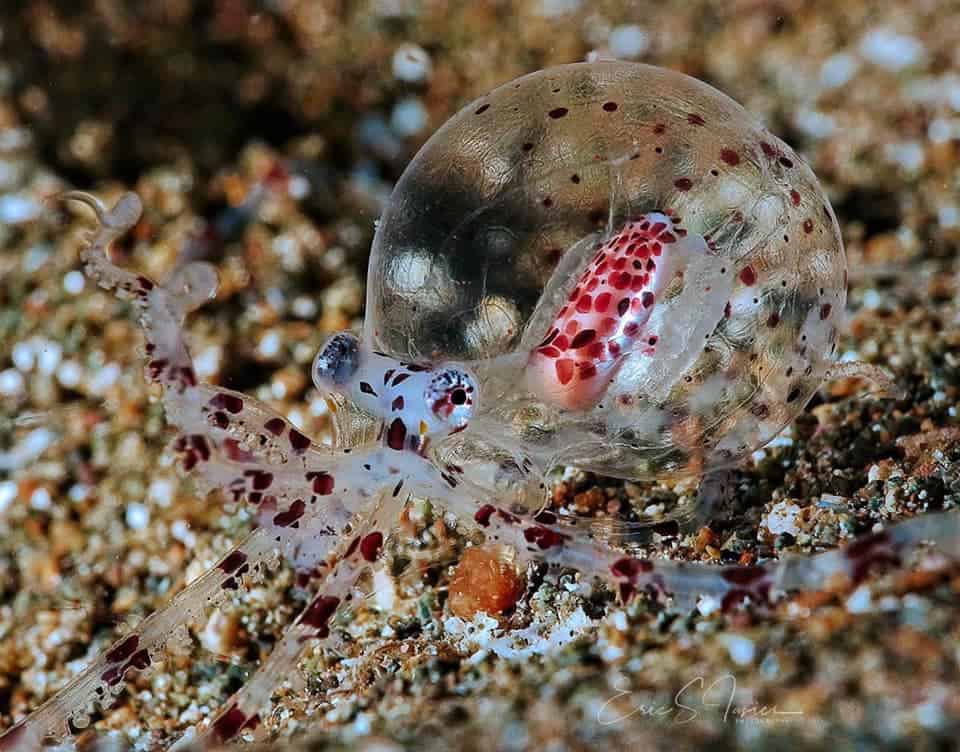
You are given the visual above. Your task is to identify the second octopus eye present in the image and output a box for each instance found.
[313,332,360,387]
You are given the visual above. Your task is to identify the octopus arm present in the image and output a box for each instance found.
[198,489,400,746]
[0,525,294,745]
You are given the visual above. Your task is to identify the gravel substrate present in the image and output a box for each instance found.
[1,2,959,749]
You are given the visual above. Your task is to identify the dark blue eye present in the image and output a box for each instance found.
[313,333,360,386]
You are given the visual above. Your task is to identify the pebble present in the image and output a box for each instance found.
[860,28,925,71]
[608,25,649,59]
[392,44,432,83]
[125,502,150,530]
[390,97,429,136]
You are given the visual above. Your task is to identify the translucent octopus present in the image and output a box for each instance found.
[3,61,958,749]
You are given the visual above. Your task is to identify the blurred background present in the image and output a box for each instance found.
[1,1,959,750]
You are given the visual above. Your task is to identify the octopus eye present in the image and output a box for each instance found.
[426,367,477,431]
[312,332,360,388]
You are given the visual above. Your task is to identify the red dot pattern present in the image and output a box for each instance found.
[529,213,685,408]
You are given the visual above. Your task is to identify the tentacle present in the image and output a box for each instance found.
[436,477,959,612]
[196,489,401,747]
[827,360,905,399]
[67,191,215,393]
[66,189,394,533]
[0,525,294,745]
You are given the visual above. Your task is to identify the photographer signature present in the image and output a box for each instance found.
[597,674,804,725]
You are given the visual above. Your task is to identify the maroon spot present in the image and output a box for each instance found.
[611,271,632,289]
[720,148,740,166]
[211,393,244,414]
[570,329,596,349]
[548,107,568,119]
[819,303,832,320]
[179,367,197,387]
[223,438,255,463]
[845,531,900,583]
[392,395,405,411]
[751,402,770,419]
[617,298,630,316]
[641,291,655,309]
[383,368,395,385]
[610,557,654,579]
[191,435,210,461]
[360,381,377,397]
[790,189,801,206]
[211,705,251,743]
[602,101,618,112]
[307,471,335,495]
[211,411,229,430]
[147,359,168,380]
[534,510,557,524]
[360,532,384,562]
[542,196,554,208]
[523,525,568,550]
[137,275,154,291]
[721,566,767,586]
[475,504,496,526]
[0,725,26,750]
[218,551,248,575]
[302,594,340,636]
[779,156,794,168]
[786,386,801,403]
[289,429,311,453]
[273,499,306,527]
[739,266,757,286]
[101,665,123,686]
[392,372,410,387]
[803,218,814,234]
[674,178,693,191]
[653,123,666,134]
[767,312,780,328]
[475,103,490,115]
[687,113,705,126]
[264,417,285,436]
[724,301,732,318]
[846,530,889,560]
[522,142,534,152]
[539,346,561,359]
[128,648,151,671]
[251,471,273,490]
[387,418,407,450]
[760,141,776,157]
[571,174,581,183]
[578,361,597,380]
[106,635,139,664]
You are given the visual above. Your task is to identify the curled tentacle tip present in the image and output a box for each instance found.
[60,190,143,231]
[827,361,906,401]
[168,261,220,311]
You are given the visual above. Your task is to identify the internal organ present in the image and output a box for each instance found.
[527,212,701,410]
